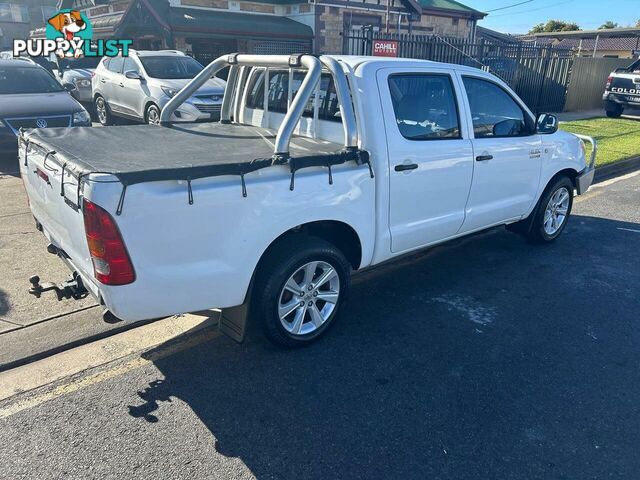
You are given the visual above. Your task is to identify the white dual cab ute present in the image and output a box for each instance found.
[19,54,597,347]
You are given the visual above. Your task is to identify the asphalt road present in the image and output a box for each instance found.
[0,172,639,479]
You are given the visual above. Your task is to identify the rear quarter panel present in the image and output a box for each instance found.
[87,163,376,321]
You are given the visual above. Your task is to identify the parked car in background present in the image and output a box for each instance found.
[0,60,91,157]
[21,54,596,347]
[51,55,102,107]
[92,50,226,125]
[603,59,640,117]
[0,51,57,74]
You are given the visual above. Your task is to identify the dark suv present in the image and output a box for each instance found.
[603,59,640,118]
[0,60,91,158]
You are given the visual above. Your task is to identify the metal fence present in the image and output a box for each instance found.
[344,31,575,113]
[564,57,633,112]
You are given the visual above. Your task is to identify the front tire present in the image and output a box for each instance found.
[254,236,351,347]
[525,176,574,243]
[94,95,112,126]
[145,104,161,125]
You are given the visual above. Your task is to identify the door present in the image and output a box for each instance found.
[101,56,125,114]
[118,56,144,118]
[458,75,542,233]
[378,69,475,253]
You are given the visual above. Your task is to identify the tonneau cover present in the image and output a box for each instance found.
[21,123,371,213]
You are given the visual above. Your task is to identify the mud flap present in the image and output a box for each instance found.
[219,303,249,343]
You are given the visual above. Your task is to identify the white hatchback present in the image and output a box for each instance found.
[92,49,226,125]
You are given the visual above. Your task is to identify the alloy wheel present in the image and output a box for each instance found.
[543,186,570,235]
[147,107,160,125]
[278,261,340,336]
[96,98,107,124]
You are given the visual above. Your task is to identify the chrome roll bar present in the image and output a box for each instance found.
[160,54,358,155]
[319,56,358,149]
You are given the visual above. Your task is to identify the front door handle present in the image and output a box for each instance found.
[476,155,493,161]
[119,83,125,88]
[395,163,418,172]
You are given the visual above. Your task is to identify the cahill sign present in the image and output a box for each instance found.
[13,9,132,59]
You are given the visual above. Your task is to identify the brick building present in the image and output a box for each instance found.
[41,0,484,59]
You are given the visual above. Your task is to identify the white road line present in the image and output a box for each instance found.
[617,227,640,234]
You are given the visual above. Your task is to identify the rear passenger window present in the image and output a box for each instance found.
[245,70,342,122]
[107,57,124,74]
[462,76,532,138]
[388,74,460,140]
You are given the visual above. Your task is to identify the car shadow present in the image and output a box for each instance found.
[127,214,640,478]
[0,288,9,317]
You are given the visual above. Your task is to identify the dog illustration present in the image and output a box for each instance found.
[48,11,87,58]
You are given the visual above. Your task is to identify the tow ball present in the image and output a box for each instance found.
[28,272,89,301]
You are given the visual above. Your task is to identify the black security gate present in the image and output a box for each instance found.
[344,31,575,113]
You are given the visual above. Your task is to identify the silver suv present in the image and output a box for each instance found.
[92,50,226,125]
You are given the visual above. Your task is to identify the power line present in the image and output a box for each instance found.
[489,0,574,18]
[486,0,534,13]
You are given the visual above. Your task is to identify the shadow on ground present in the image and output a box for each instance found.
[0,151,20,177]
[126,215,640,479]
[0,289,9,316]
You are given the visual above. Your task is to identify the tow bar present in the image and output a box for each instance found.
[28,272,89,301]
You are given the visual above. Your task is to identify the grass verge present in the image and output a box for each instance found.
[560,117,640,167]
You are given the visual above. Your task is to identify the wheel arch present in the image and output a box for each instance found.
[259,220,363,271]
[548,168,579,191]
[143,101,160,122]
[244,220,363,304]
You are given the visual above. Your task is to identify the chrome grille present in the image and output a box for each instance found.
[5,115,72,134]
[193,104,222,115]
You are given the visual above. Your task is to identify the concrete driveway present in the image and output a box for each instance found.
[0,169,639,479]
[0,153,149,368]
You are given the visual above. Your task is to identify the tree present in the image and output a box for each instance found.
[529,20,580,34]
[599,21,619,30]
[636,19,640,27]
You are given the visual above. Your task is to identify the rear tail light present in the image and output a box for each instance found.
[605,76,613,90]
[82,199,135,285]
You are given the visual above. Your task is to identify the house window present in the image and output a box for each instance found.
[0,4,30,23]
[41,6,57,22]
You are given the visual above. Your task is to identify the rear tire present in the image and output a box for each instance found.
[605,103,623,118]
[94,95,112,126]
[524,176,574,244]
[254,236,351,348]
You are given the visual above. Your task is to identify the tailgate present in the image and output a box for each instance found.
[17,136,95,292]
[610,73,640,99]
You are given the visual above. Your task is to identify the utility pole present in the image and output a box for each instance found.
[386,0,390,33]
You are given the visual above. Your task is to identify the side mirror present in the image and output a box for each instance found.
[537,113,558,134]
[63,83,76,92]
[125,70,143,81]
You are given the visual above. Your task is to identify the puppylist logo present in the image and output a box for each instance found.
[13,9,132,59]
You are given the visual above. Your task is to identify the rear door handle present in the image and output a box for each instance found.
[476,155,493,161]
[119,83,125,88]
[394,163,418,172]
[100,79,106,83]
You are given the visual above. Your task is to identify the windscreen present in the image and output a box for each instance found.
[0,66,63,94]
[139,56,204,79]
[59,56,101,71]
